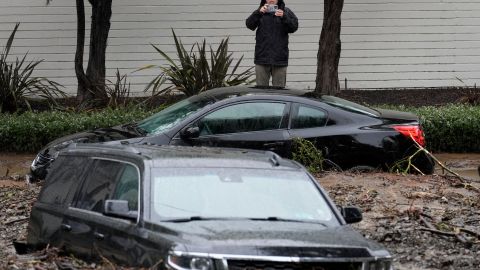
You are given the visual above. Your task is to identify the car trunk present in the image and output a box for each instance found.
[375,108,419,122]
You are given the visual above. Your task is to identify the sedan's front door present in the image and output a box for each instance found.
[173,101,292,156]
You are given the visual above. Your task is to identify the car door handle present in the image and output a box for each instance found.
[263,142,285,147]
[60,224,71,232]
[94,232,105,241]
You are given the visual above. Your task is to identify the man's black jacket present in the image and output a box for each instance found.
[246,2,298,67]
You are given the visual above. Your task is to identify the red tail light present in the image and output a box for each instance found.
[393,125,426,147]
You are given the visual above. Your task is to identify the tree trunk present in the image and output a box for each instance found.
[75,0,91,104]
[315,0,344,96]
[84,0,112,105]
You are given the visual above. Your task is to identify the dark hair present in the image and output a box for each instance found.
[259,0,285,10]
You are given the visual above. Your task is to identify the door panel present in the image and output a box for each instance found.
[289,127,388,169]
[61,159,123,258]
[171,101,292,156]
[60,208,96,258]
[92,216,140,266]
[27,156,88,248]
[288,103,357,166]
[192,130,292,156]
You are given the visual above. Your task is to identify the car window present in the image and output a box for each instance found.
[322,95,379,117]
[198,102,286,135]
[38,156,87,206]
[74,159,123,213]
[292,105,327,129]
[112,164,139,211]
[137,95,214,135]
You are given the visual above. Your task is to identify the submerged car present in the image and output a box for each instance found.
[26,144,393,269]
[31,86,434,180]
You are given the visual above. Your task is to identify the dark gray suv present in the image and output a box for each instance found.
[26,144,393,269]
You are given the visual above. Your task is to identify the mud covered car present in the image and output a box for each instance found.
[26,144,393,269]
[30,86,434,180]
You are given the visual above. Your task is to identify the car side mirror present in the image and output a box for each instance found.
[104,200,137,220]
[180,126,200,139]
[341,206,363,224]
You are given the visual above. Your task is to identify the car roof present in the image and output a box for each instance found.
[61,143,303,170]
[197,85,317,101]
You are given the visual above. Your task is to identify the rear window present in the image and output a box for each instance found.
[38,156,87,206]
[322,96,378,117]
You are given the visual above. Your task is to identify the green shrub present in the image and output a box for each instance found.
[0,108,154,152]
[376,104,480,152]
[1,104,479,153]
[291,137,324,173]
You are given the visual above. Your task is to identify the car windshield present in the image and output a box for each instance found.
[149,168,338,226]
[322,95,379,117]
[137,96,213,135]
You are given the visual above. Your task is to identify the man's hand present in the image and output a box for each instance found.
[275,9,284,17]
[259,4,268,13]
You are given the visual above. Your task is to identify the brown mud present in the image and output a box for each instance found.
[1,154,479,269]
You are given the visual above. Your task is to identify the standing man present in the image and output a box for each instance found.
[246,0,298,88]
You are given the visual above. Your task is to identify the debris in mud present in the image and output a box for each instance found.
[319,172,480,270]
[1,165,480,269]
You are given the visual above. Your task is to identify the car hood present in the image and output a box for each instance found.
[42,125,142,152]
[152,220,388,258]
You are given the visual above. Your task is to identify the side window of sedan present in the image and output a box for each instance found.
[74,159,124,213]
[197,102,286,135]
[291,105,328,129]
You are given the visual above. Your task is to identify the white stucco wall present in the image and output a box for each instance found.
[1,0,479,95]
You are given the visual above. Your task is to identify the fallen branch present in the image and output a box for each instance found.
[409,138,464,179]
[407,138,480,194]
[150,259,164,270]
[3,216,29,226]
[419,212,434,220]
[420,227,458,237]
[94,245,116,270]
[460,228,480,239]
[419,215,469,244]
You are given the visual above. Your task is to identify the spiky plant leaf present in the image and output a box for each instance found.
[1,23,65,113]
[142,30,254,97]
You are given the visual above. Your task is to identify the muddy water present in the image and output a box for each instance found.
[0,153,35,178]
[435,153,480,181]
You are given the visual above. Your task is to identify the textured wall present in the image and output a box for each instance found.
[1,0,479,95]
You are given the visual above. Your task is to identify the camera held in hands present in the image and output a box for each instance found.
[267,4,278,13]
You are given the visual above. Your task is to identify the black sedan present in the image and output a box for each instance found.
[30,86,434,179]
[25,144,393,269]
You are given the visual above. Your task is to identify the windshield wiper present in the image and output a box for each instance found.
[161,216,238,223]
[122,122,147,136]
[161,216,327,226]
[248,217,328,226]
